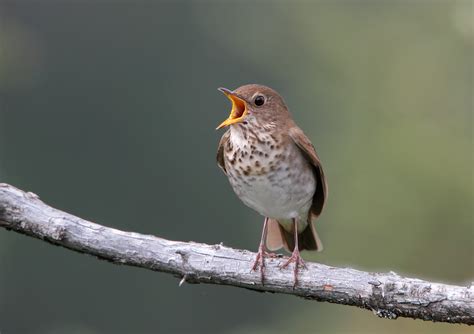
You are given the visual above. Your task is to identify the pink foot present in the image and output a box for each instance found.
[280,248,307,288]
[251,245,276,284]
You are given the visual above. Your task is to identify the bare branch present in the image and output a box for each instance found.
[0,183,472,325]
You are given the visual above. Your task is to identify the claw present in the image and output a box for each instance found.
[251,217,272,285]
[280,248,306,288]
[278,217,308,287]
[251,244,273,284]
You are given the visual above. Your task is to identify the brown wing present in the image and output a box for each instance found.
[289,126,328,217]
[216,130,230,175]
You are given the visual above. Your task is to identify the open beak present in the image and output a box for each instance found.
[216,87,248,130]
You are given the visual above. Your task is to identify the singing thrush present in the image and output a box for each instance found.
[216,84,328,286]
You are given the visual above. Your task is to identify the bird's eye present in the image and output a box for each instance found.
[254,95,265,106]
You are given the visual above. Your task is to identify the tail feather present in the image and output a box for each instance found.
[265,218,323,252]
[265,218,289,251]
[300,221,323,251]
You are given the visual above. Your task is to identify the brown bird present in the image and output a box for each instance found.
[216,84,327,286]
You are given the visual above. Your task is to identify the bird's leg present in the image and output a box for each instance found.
[280,218,307,287]
[251,217,272,284]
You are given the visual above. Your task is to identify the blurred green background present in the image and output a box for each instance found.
[0,1,472,333]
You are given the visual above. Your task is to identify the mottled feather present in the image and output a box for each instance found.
[289,125,328,218]
[216,130,230,175]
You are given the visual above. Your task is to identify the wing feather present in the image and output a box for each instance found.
[216,130,230,175]
[289,126,328,217]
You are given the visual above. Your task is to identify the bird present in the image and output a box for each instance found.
[216,84,327,286]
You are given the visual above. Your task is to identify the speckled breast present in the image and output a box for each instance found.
[223,128,316,221]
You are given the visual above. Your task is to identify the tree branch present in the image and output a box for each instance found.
[0,183,472,325]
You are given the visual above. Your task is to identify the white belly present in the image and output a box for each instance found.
[233,169,314,219]
[225,139,316,223]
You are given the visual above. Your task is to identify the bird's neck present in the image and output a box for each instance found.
[229,122,282,150]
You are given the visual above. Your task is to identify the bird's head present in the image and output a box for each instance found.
[216,84,289,130]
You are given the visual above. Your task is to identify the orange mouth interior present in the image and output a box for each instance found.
[230,96,246,119]
[216,90,248,129]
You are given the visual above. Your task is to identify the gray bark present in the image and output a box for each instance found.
[0,183,472,325]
